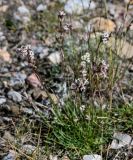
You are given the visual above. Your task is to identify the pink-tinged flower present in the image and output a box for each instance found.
[58,10,66,19]
[18,45,35,65]
[102,32,110,44]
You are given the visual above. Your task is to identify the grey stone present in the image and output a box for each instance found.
[35,46,44,54]
[17,6,30,15]
[64,0,96,15]
[0,97,6,105]
[110,132,132,149]
[0,32,6,41]
[8,90,22,102]
[83,154,102,160]
[22,145,36,155]
[3,150,16,160]
[3,117,12,122]
[10,73,26,87]
[14,5,30,24]
[1,67,9,73]
[39,47,49,59]
[21,107,33,114]
[37,4,47,12]
[33,45,49,58]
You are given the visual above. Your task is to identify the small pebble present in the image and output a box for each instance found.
[0,97,6,105]
[21,107,33,114]
[10,73,26,87]
[48,51,61,64]
[110,132,132,149]
[64,0,96,15]
[37,4,47,12]
[8,90,22,102]
[83,154,102,160]
[22,145,36,155]
[17,5,30,15]
[2,150,16,160]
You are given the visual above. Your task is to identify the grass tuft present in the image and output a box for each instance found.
[41,101,133,159]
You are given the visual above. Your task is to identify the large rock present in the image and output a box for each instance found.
[64,0,96,15]
[86,17,116,32]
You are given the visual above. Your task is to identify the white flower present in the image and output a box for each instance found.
[102,32,110,44]
[103,32,109,38]
[81,52,90,63]
[81,61,87,68]
[18,45,35,64]
[102,38,108,44]
[80,105,86,111]
[100,60,109,78]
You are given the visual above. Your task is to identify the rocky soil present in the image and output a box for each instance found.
[0,0,133,159]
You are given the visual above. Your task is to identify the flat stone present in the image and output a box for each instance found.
[21,145,36,155]
[39,47,49,59]
[64,0,96,15]
[32,88,48,100]
[17,6,30,15]
[83,154,102,160]
[48,52,61,64]
[37,4,47,12]
[14,5,30,24]
[0,97,6,105]
[21,108,33,114]
[0,31,6,41]
[8,90,22,102]
[10,105,20,116]
[110,132,132,149]
[0,5,8,12]
[3,150,16,160]
[10,72,26,88]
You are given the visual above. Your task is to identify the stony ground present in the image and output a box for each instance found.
[0,0,133,160]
